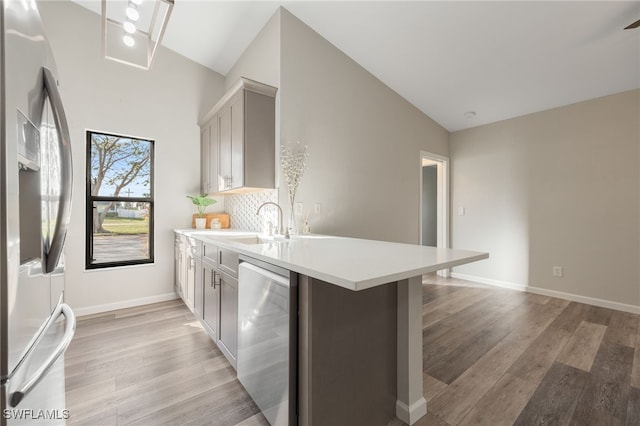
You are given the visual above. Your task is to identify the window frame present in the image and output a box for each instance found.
[85,130,155,270]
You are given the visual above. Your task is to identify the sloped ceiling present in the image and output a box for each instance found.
[71,1,640,131]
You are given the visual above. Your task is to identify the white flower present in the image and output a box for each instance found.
[281,141,309,204]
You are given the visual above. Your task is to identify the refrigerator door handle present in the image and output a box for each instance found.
[9,302,76,408]
[42,66,73,274]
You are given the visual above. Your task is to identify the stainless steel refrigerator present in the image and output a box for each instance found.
[1,1,76,425]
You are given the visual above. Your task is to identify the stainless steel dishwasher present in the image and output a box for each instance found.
[237,257,297,426]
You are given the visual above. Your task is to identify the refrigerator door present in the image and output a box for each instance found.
[2,1,74,424]
[3,0,53,381]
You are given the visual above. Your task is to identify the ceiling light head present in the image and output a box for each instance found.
[126,5,139,22]
[102,0,173,70]
[464,111,476,119]
[123,35,135,47]
[123,21,136,34]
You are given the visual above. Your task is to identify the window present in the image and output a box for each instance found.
[86,130,154,269]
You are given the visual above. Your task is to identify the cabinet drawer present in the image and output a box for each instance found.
[185,237,200,257]
[203,243,218,264]
[219,249,239,277]
[191,239,202,256]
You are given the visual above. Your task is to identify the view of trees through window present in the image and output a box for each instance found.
[86,131,154,268]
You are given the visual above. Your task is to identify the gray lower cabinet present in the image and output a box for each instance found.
[202,259,219,341]
[174,235,184,298]
[175,233,195,311]
[174,233,239,369]
[193,255,203,319]
[218,270,238,367]
[184,246,195,310]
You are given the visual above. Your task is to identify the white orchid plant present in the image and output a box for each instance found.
[281,142,309,206]
[281,142,309,230]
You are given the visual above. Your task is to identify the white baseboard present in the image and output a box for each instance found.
[396,397,427,425]
[450,273,640,314]
[72,292,179,317]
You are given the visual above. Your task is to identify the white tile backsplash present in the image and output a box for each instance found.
[225,189,279,232]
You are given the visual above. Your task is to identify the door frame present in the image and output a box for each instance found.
[419,151,450,276]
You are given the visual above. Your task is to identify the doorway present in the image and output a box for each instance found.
[419,151,449,276]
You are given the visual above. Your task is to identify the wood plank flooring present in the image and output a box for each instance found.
[66,275,640,426]
[64,299,269,426]
[410,274,640,426]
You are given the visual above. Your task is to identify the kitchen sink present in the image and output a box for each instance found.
[225,235,287,245]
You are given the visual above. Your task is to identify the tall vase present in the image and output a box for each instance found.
[288,194,297,235]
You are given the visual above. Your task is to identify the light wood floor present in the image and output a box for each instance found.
[64,299,269,426]
[66,275,640,426]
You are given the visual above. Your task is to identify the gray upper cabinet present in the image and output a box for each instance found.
[199,78,277,193]
[200,118,219,195]
[218,98,233,191]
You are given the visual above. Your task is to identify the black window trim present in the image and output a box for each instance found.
[85,129,155,270]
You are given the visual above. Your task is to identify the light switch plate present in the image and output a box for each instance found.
[314,203,321,214]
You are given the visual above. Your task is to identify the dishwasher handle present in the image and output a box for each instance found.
[239,262,290,288]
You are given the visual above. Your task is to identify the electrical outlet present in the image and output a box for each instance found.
[295,202,303,215]
[457,207,465,216]
[553,266,563,277]
[314,203,321,215]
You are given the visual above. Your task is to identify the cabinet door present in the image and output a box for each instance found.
[208,119,219,194]
[174,237,183,297]
[193,258,203,319]
[185,249,195,310]
[230,92,244,190]
[199,126,209,194]
[203,261,219,340]
[182,241,196,311]
[218,105,232,191]
[218,270,238,365]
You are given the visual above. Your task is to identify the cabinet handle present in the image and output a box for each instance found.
[213,270,220,289]
[211,270,215,288]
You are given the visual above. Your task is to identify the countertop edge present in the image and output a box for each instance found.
[174,229,489,291]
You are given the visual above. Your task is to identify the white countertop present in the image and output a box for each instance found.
[175,229,488,291]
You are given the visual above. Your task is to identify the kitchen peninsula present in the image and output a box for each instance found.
[174,229,488,425]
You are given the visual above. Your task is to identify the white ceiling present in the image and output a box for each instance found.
[72,1,640,131]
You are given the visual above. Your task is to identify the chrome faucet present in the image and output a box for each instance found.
[256,202,289,239]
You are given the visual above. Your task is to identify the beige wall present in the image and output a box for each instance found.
[39,1,225,314]
[450,89,640,309]
[221,8,449,244]
[224,11,281,91]
[279,9,449,244]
